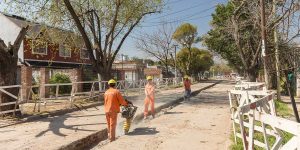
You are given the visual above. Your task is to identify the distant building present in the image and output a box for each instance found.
[112,61,145,81]
[144,65,163,79]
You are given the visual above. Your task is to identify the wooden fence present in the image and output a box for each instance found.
[0,77,185,116]
[229,82,300,149]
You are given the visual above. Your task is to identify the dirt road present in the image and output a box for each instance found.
[92,81,233,150]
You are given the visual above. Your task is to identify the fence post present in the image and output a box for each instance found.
[55,84,59,99]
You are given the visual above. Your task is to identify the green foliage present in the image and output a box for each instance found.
[275,100,292,117]
[210,64,233,75]
[49,73,71,94]
[172,23,197,47]
[202,3,243,73]
[176,47,214,75]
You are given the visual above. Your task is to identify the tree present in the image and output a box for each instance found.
[135,24,175,77]
[131,57,155,66]
[172,23,197,75]
[176,47,214,76]
[0,26,28,115]
[203,0,299,82]
[5,0,163,80]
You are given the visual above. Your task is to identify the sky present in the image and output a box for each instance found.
[0,0,228,59]
[120,0,228,58]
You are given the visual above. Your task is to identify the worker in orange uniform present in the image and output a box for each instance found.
[183,75,191,101]
[104,79,128,142]
[144,76,155,119]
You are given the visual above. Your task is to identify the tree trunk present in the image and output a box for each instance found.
[0,26,28,117]
[247,68,258,82]
[0,58,20,116]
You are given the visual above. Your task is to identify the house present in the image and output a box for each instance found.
[0,13,93,98]
[112,61,145,81]
[144,65,163,79]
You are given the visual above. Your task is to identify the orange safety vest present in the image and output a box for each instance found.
[104,88,127,113]
[145,83,155,97]
[184,80,191,90]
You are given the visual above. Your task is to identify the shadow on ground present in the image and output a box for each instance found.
[127,127,159,136]
[35,113,106,137]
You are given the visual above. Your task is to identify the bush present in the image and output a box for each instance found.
[49,73,72,94]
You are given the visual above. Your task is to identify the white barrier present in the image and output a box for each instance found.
[229,82,300,149]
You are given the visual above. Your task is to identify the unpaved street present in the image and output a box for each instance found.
[93,81,233,150]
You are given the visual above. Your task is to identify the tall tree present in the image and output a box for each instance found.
[203,0,299,82]
[176,47,214,76]
[172,23,197,75]
[5,0,163,80]
[0,26,28,114]
[135,24,175,77]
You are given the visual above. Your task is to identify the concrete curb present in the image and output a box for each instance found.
[59,80,222,150]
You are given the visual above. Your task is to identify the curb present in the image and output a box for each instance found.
[58,80,222,150]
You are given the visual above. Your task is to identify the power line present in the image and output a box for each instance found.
[146,6,215,24]
[139,14,212,28]
[150,0,218,21]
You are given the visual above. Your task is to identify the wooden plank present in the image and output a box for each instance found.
[280,137,297,150]
[0,101,16,106]
[236,133,266,148]
[233,119,277,137]
[0,89,18,100]
[0,109,20,114]
[238,114,248,149]
[0,85,21,89]
[248,110,255,150]
[258,113,299,134]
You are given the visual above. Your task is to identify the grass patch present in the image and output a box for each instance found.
[275,99,293,117]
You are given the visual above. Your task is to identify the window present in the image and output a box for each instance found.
[59,44,71,57]
[32,39,47,55]
[80,48,89,59]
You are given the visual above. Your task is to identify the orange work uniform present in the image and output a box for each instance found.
[104,87,128,142]
[144,83,155,117]
[184,79,191,90]
[184,79,192,99]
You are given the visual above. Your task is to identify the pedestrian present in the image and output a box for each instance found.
[183,75,191,100]
[104,79,128,142]
[144,76,155,120]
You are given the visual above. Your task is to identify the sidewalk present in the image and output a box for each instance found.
[0,80,219,150]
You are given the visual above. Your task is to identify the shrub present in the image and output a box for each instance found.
[49,73,72,94]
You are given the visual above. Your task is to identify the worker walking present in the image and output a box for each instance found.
[183,75,192,101]
[104,79,128,142]
[144,76,155,119]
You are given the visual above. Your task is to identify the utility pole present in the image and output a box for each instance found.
[174,44,178,79]
[273,0,281,100]
[260,0,269,88]
[121,54,124,80]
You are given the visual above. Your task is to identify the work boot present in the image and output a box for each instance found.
[152,114,155,119]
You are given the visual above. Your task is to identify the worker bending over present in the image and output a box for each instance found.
[104,79,128,142]
[144,76,155,119]
[183,75,191,100]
